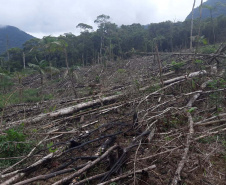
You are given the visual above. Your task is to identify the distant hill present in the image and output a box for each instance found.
[186,0,226,20]
[0,25,34,54]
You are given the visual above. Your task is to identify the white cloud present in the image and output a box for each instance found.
[0,0,207,38]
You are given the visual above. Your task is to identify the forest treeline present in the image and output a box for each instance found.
[1,14,226,72]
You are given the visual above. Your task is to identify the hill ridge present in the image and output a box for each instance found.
[0,25,34,54]
[186,0,226,20]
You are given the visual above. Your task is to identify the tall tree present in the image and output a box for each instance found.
[203,4,217,45]
[198,0,204,37]
[190,0,196,51]
[94,14,110,63]
[76,23,93,66]
[76,23,93,32]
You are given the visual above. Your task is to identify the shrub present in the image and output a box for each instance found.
[0,126,33,167]
[171,61,185,73]
[117,69,126,73]
[201,46,216,54]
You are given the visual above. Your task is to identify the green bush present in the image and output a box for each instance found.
[201,46,216,54]
[171,61,185,73]
[0,73,14,93]
[117,69,126,73]
[207,79,226,109]
[195,59,204,65]
[0,126,33,167]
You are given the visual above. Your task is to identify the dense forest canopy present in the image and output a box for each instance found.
[1,12,226,72]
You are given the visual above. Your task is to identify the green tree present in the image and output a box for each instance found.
[76,23,93,66]
[0,70,13,93]
[94,14,110,63]
[76,23,93,32]
[190,0,196,50]
[28,58,59,96]
[203,4,217,45]
[38,36,61,79]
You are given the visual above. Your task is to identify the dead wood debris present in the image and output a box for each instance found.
[1,45,226,185]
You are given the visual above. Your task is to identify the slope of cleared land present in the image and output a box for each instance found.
[0,46,226,185]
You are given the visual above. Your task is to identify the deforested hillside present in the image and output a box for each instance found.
[0,44,226,184]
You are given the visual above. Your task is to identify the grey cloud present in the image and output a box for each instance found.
[0,0,206,38]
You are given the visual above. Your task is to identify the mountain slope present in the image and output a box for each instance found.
[0,25,34,54]
[186,0,226,20]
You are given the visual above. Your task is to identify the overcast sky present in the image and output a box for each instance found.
[0,0,206,38]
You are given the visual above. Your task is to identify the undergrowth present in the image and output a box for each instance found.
[0,88,53,108]
[0,124,34,168]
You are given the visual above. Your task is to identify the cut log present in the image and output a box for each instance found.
[4,94,121,130]
[140,70,207,91]
[164,70,206,85]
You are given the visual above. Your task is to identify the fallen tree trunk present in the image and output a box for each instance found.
[5,94,121,130]
[1,153,54,185]
[170,79,211,185]
[140,70,207,91]
[164,70,207,86]
[171,112,194,185]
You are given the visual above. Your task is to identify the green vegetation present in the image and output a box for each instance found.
[171,61,185,73]
[207,79,226,110]
[109,183,118,185]
[0,125,33,167]
[195,59,204,65]
[146,84,160,93]
[1,13,226,72]
[187,107,196,113]
[0,88,53,108]
[47,142,57,153]
[117,69,126,73]
[0,71,13,93]
[200,45,217,54]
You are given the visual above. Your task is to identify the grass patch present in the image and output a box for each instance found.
[0,88,54,108]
